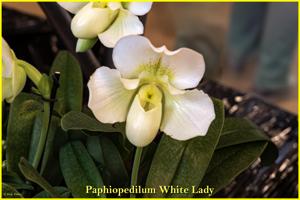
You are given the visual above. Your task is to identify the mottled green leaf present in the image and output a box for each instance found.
[61,111,124,133]
[198,141,268,197]
[217,117,268,149]
[50,51,83,115]
[87,136,128,187]
[59,141,105,197]
[6,93,42,176]
[18,157,60,197]
[217,118,278,165]
[145,99,224,197]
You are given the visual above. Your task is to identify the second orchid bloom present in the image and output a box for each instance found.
[88,36,216,147]
[59,2,152,49]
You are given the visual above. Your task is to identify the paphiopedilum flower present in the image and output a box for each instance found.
[88,36,215,147]
[58,2,152,48]
[2,38,26,103]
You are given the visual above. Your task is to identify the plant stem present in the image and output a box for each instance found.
[130,147,143,198]
[32,101,51,169]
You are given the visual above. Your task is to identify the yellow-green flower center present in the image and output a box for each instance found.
[137,61,173,80]
[138,84,162,112]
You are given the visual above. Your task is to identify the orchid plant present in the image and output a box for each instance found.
[2,4,277,199]
[58,2,152,51]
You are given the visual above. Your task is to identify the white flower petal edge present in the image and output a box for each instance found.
[113,35,205,89]
[113,35,161,78]
[88,67,136,123]
[71,3,118,39]
[161,48,205,90]
[161,89,215,140]
[2,38,14,77]
[126,2,153,16]
[58,2,87,14]
[98,9,144,48]
[126,94,162,147]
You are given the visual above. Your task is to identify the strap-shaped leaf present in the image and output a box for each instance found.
[217,118,268,149]
[6,93,43,176]
[87,136,129,187]
[145,99,224,197]
[50,51,83,115]
[59,141,105,197]
[198,141,268,197]
[61,111,124,133]
[196,117,278,197]
[18,157,60,197]
[40,116,61,173]
[217,118,278,165]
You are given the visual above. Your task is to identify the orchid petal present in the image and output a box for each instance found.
[6,65,27,103]
[113,36,161,78]
[2,38,14,78]
[58,2,87,14]
[161,48,205,90]
[98,9,144,48]
[88,67,136,123]
[71,2,118,39]
[161,89,215,140]
[107,2,122,10]
[126,2,153,16]
[2,78,12,101]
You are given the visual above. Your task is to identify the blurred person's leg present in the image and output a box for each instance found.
[228,3,267,72]
[255,3,298,92]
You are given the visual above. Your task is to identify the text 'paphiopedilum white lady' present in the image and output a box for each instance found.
[88,36,215,147]
[58,2,152,49]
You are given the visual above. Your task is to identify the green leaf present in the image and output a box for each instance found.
[3,171,34,190]
[145,99,224,197]
[28,111,43,164]
[217,118,278,165]
[59,141,105,197]
[87,136,129,187]
[40,116,61,173]
[6,93,43,176]
[18,157,60,197]
[61,111,124,133]
[198,141,268,197]
[196,118,278,197]
[217,118,268,149]
[2,183,23,198]
[76,38,98,52]
[50,51,83,115]
[34,187,71,198]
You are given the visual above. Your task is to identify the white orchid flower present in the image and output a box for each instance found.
[2,38,26,103]
[58,2,152,48]
[88,36,215,147]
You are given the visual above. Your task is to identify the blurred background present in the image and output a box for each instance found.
[3,2,298,114]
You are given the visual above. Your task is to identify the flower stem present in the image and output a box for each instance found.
[130,147,143,198]
[32,101,51,169]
